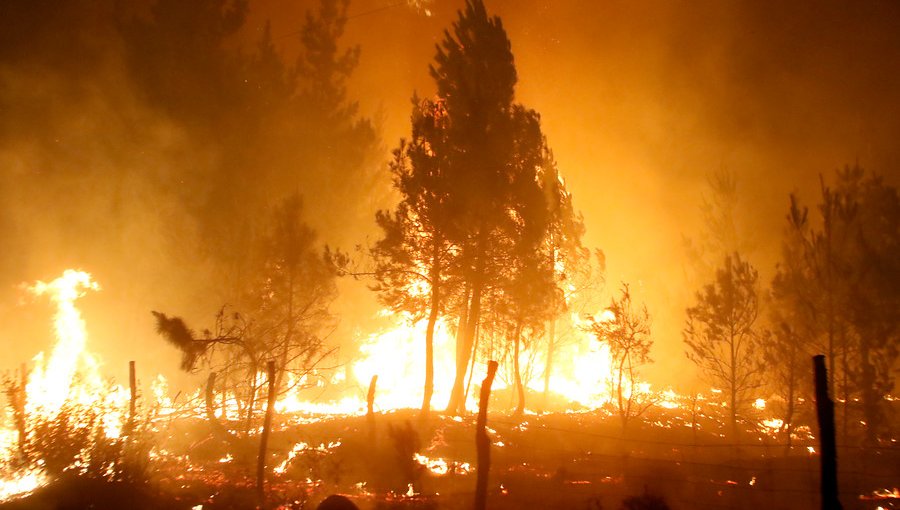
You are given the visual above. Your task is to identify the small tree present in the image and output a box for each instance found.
[764,205,818,446]
[371,101,458,417]
[588,283,654,431]
[153,194,337,443]
[684,253,763,437]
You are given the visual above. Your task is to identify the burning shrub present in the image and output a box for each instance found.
[25,402,102,476]
[14,393,155,484]
[277,440,346,485]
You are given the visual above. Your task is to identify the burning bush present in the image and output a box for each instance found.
[2,367,155,483]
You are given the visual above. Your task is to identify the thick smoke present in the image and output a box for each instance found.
[2,0,899,390]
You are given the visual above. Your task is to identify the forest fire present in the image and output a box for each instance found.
[0,267,896,508]
[2,0,899,508]
[0,271,128,499]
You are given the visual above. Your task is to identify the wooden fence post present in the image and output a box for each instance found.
[367,375,378,441]
[127,360,137,435]
[257,360,277,505]
[474,360,498,510]
[813,355,842,510]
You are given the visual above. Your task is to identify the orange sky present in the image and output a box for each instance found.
[241,0,900,383]
[1,0,898,391]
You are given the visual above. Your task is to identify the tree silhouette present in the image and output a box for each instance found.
[683,169,756,296]
[153,194,337,442]
[684,253,763,437]
[371,98,457,418]
[764,198,818,446]
[289,0,384,246]
[772,167,900,443]
[121,0,382,283]
[376,0,577,415]
[537,151,591,410]
[423,0,559,415]
[588,283,655,431]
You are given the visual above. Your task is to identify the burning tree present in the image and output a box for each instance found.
[371,0,571,415]
[370,99,458,419]
[684,253,763,437]
[431,0,524,415]
[395,0,579,415]
[537,153,591,411]
[154,194,337,444]
[587,283,655,431]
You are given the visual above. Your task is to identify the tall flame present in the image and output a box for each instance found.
[24,270,101,419]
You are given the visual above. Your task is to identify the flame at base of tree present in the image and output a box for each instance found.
[0,268,870,506]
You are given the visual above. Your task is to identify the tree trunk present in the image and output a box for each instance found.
[367,374,378,442]
[859,337,877,445]
[617,356,628,432]
[127,360,137,437]
[256,361,277,506]
[784,361,796,451]
[840,336,849,446]
[244,366,259,435]
[15,363,27,457]
[422,283,440,419]
[447,277,483,415]
[729,328,738,441]
[463,321,481,405]
[474,360,498,510]
[205,372,238,448]
[541,318,556,412]
[730,385,738,441]
[276,270,296,394]
[513,322,525,418]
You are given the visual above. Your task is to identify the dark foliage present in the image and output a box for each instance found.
[152,311,203,371]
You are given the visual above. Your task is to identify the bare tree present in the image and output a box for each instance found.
[684,253,763,438]
[588,283,655,431]
[153,194,337,445]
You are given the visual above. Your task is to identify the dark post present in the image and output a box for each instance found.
[128,360,137,430]
[367,375,378,417]
[367,375,378,441]
[813,355,842,510]
[256,360,277,505]
[474,360,498,510]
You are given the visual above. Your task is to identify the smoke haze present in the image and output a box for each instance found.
[1,0,899,390]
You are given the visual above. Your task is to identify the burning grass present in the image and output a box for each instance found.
[1,270,898,509]
[3,385,900,509]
